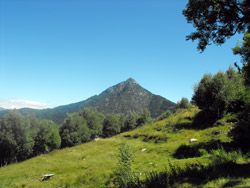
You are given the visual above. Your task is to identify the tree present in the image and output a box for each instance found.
[183,0,250,52]
[233,32,250,85]
[79,107,105,139]
[0,111,34,165]
[60,113,90,148]
[175,97,191,110]
[192,73,213,111]
[121,113,138,132]
[136,109,152,127]
[33,119,61,155]
[192,67,245,118]
[102,114,120,138]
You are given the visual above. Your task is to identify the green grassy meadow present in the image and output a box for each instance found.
[1,106,250,187]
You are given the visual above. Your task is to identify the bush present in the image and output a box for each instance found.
[156,110,172,121]
[112,142,138,188]
[230,105,250,151]
[192,67,245,118]
[175,98,191,111]
[209,148,244,168]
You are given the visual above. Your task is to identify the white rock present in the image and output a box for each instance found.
[94,138,99,141]
[189,138,198,143]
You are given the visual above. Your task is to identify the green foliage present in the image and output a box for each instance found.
[103,114,120,138]
[112,142,137,188]
[230,104,250,151]
[175,97,191,111]
[33,120,61,156]
[79,107,105,139]
[209,148,244,168]
[183,0,250,52]
[233,32,250,86]
[0,78,176,123]
[156,110,172,121]
[0,111,61,166]
[144,170,171,188]
[60,113,90,148]
[1,106,249,187]
[136,109,152,127]
[192,67,245,118]
[0,111,34,165]
[121,113,138,132]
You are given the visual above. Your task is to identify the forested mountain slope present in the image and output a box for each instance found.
[0,78,175,124]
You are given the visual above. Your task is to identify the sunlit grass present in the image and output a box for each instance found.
[0,106,249,187]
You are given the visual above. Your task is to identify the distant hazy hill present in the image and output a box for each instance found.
[0,107,7,111]
[0,78,175,124]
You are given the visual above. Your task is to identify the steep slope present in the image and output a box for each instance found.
[85,78,175,117]
[0,78,175,124]
[0,107,245,188]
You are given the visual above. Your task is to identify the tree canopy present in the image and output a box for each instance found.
[183,0,250,52]
[192,66,245,118]
[233,32,250,85]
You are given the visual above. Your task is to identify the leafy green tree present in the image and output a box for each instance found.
[136,109,152,127]
[192,67,245,118]
[183,0,250,52]
[102,114,120,137]
[192,73,213,110]
[0,111,34,165]
[230,110,250,151]
[121,113,138,132]
[175,97,191,110]
[118,114,126,132]
[60,113,90,148]
[79,107,105,139]
[233,32,250,85]
[33,119,61,155]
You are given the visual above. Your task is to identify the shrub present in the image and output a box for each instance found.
[175,98,191,111]
[112,142,138,188]
[192,67,245,118]
[156,110,172,121]
[209,147,244,169]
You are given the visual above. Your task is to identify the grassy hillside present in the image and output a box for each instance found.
[0,106,249,188]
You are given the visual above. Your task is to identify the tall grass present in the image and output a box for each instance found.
[209,147,244,168]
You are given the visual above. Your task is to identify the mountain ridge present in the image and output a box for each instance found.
[0,107,7,111]
[0,78,175,124]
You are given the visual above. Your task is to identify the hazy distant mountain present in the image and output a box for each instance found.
[0,107,7,111]
[0,78,175,124]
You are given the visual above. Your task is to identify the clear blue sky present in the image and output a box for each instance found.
[0,0,242,109]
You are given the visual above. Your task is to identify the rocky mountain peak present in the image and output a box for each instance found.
[125,78,138,84]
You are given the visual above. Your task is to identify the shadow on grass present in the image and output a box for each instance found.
[141,162,250,188]
[173,140,236,159]
[222,179,242,188]
[195,163,250,186]
[175,110,219,130]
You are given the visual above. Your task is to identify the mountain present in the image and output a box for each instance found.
[0,107,6,111]
[0,78,175,124]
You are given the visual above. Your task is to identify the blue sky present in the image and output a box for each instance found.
[0,0,242,109]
